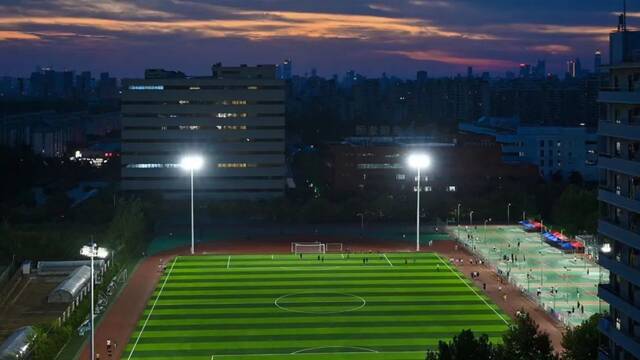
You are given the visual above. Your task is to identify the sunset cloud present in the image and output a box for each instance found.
[528,44,573,54]
[381,49,519,69]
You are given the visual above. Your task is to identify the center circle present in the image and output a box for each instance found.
[274,292,366,314]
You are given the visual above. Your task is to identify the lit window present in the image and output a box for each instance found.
[128,85,164,90]
[424,186,432,192]
[396,174,406,180]
[247,86,258,90]
[189,86,200,90]
[231,100,247,105]
[126,163,179,169]
[178,125,200,130]
[217,163,248,168]
[178,100,190,104]
[447,186,456,192]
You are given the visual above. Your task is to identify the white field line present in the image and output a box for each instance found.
[127,256,178,360]
[211,350,426,358]
[435,254,509,325]
[227,256,231,269]
[382,254,394,267]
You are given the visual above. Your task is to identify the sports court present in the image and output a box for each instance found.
[454,225,607,327]
[123,252,510,360]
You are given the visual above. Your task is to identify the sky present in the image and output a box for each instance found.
[0,0,632,78]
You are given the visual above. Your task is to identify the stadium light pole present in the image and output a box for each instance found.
[180,155,204,255]
[408,153,431,252]
[469,210,474,226]
[507,203,511,225]
[80,244,108,360]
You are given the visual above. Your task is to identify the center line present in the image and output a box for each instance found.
[383,254,393,267]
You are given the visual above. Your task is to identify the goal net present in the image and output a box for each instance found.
[291,242,326,254]
[325,243,343,253]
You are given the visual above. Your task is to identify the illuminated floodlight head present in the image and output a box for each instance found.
[601,243,612,254]
[80,245,109,259]
[180,155,204,171]
[407,153,431,169]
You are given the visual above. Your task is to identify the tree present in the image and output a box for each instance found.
[425,329,494,360]
[495,313,558,360]
[561,314,601,360]
[551,185,598,235]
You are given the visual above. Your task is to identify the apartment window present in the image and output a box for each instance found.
[178,125,200,130]
[189,86,200,90]
[178,100,190,104]
[216,112,248,118]
[540,140,544,147]
[518,151,525,157]
[540,150,544,157]
[216,125,247,130]
[548,140,553,147]
[424,186,432,192]
[396,174,406,180]
[447,186,456,192]
[540,160,545,167]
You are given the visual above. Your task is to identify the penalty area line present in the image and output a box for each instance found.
[383,253,394,267]
[127,256,178,360]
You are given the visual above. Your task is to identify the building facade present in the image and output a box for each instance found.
[597,23,640,360]
[322,133,538,196]
[459,117,598,182]
[120,64,285,199]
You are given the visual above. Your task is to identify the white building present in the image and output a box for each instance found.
[459,117,598,181]
[120,64,285,199]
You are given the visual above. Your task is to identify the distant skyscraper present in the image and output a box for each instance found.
[416,70,428,83]
[534,60,546,78]
[566,58,582,78]
[277,59,292,80]
[518,64,531,78]
[467,66,473,78]
[594,50,602,73]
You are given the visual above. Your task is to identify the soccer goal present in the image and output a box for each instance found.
[291,242,326,254]
[325,243,343,253]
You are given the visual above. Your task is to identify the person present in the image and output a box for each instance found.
[405,259,408,265]
[498,285,502,292]
[362,258,365,265]
[317,255,320,261]
[299,253,303,259]
[436,263,440,271]
[503,294,507,301]
[581,305,584,314]
[483,283,486,290]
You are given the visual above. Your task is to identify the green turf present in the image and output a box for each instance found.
[123,253,510,360]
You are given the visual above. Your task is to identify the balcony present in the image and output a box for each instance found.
[598,284,640,323]
[598,155,640,177]
[599,253,640,288]
[599,90,640,104]
[598,188,640,214]
[599,120,640,140]
[598,317,640,357]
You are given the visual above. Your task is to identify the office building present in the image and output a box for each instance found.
[596,10,640,360]
[459,116,598,181]
[120,64,285,199]
[595,50,603,73]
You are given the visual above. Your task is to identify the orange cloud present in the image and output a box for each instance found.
[0,30,40,41]
[0,10,498,42]
[382,49,518,69]
[528,44,573,54]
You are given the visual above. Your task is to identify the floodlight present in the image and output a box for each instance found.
[180,155,204,171]
[407,153,431,169]
[80,245,109,259]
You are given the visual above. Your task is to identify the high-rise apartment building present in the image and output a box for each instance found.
[120,64,285,199]
[597,13,640,360]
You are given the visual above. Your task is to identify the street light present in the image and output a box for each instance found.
[507,203,511,225]
[180,155,204,255]
[80,244,109,360]
[408,153,431,252]
[456,203,461,240]
[469,210,474,226]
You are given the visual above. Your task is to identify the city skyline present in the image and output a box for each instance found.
[0,0,630,78]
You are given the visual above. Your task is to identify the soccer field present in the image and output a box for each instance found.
[123,253,510,360]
